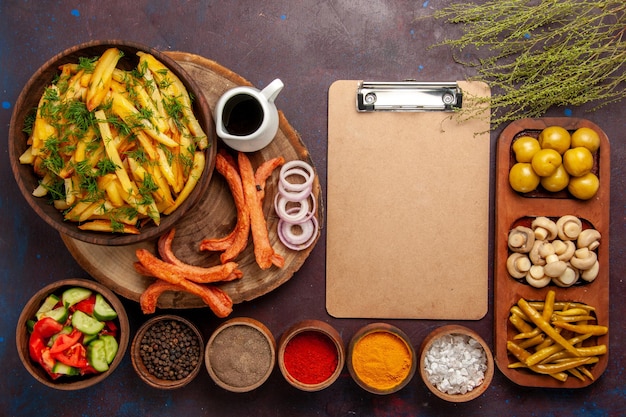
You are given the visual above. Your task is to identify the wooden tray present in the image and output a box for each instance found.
[494,117,610,388]
[62,52,322,309]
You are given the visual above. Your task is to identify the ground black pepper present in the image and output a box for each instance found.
[139,319,201,381]
[209,324,272,388]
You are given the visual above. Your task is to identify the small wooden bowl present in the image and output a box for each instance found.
[8,40,216,246]
[277,320,344,392]
[347,323,416,395]
[205,317,276,392]
[419,325,494,402]
[131,315,204,389]
[16,278,129,390]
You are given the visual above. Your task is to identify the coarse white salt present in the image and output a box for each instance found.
[423,333,487,395]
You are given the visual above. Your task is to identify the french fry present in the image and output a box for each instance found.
[78,219,140,234]
[30,87,58,156]
[32,173,54,197]
[137,51,208,149]
[94,110,137,195]
[86,47,122,111]
[110,91,179,148]
[20,48,207,234]
[163,151,205,215]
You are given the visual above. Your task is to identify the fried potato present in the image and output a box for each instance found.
[19,48,208,234]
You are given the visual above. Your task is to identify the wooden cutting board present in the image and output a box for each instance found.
[62,52,322,309]
[326,80,491,319]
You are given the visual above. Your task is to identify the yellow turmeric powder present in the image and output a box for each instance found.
[351,330,413,391]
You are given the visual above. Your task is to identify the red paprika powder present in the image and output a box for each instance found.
[283,330,338,384]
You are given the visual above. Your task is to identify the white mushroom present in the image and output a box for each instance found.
[569,247,598,270]
[507,253,532,279]
[543,259,568,278]
[552,265,579,287]
[554,240,576,261]
[529,240,549,266]
[539,242,556,258]
[581,260,600,282]
[525,265,551,288]
[531,217,558,241]
[556,215,583,241]
[508,226,535,253]
[577,229,601,251]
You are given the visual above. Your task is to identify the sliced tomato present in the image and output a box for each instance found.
[39,347,61,380]
[50,329,83,354]
[33,317,64,338]
[29,333,46,363]
[72,294,96,315]
[101,320,118,337]
[51,343,89,369]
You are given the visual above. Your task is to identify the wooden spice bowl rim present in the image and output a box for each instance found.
[418,324,494,402]
[205,317,276,393]
[16,278,130,390]
[131,314,204,390]
[347,322,417,395]
[277,319,345,392]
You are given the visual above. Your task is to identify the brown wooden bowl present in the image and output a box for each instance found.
[8,40,217,246]
[277,320,344,392]
[347,323,416,395]
[131,315,204,389]
[419,325,494,402]
[205,317,276,392]
[16,278,130,390]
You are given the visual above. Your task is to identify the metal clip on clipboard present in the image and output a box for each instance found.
[356,81,463,112]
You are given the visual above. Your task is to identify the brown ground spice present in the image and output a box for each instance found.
[209,324,272,387]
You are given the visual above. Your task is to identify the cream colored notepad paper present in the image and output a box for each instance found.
[326,80,491,319]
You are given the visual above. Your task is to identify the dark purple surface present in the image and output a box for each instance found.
[1,1,624,416]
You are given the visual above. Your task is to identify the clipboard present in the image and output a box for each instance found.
[326,80,491,319]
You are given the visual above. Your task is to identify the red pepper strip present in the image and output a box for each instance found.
[50,329,82,354]
[52,343,89,369]
[72,294,96,315]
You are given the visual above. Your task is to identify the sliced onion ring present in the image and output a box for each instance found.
[274,190,316,224]
[274,193,309,223]
[278,181,312,202]
[277,209,319,251]
[279,160,314,192]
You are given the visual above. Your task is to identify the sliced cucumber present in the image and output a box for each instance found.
[93,293,117,321]
[87,339,109,372]
[99,335,119,364]
[41,306,69,323]
[62,287,92,308]
[83,333,98,345]
[52,362,79,376]
[71,310,104,335]
[35,294,60,320]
